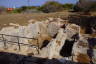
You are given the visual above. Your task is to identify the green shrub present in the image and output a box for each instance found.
[38,1,64,13]
[73,5,83,12]
[62,3,74,10]
[89,3,96,11]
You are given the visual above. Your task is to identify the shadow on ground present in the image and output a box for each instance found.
[0,52,86,64]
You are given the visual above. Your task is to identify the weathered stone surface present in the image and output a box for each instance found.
[93,49,96,64]
[0,18,96,64]
[40,29,67,59]
[72,36,96,64]
[0,22,49,55]
[65,24,80,40]
[47,22,59,37]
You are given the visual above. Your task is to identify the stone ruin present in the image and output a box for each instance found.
[0,17,96,64]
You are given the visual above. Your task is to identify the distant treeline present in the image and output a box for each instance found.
[0,1,96,13]
[11,1,74,13]
[0,1,74,13]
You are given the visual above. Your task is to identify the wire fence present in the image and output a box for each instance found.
[0,34,40,54]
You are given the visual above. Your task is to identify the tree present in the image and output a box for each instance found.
[89,3,96,11]
[74,0,96,12]
[21,6,28,11]
[38,1,64,13]
[62,3,74,10]
[0,6,6,13]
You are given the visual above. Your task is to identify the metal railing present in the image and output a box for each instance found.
[0,34,40,54]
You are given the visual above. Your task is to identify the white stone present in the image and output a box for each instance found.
[47,22,59,37]
[66,24,80,40]
[9,23,20,26]
[40,29,67,59]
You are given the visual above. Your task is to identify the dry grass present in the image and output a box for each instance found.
[0,11,70,29]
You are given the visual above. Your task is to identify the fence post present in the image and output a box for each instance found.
[17,36,21,51]
[37,39,40,54]
[1,34,7,49]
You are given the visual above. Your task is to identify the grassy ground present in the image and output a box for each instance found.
[0,11,70,29]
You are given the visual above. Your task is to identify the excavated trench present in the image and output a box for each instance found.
[40,40,50,49]
[60,39,75,57]
[60,33,79,57]
[69,15,96,34]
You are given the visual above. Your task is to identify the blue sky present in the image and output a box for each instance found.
[0,0,77,8]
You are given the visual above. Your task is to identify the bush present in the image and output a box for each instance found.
[89,3,96,11]
[73,5,83,12]
[0,6,6,13]
[20,6,39,10]
[62,3,74,10]
[12,9,22,13]
[74,1,96,12]
[38,1,64,13]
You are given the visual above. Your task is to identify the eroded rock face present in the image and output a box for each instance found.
[0,18,65,55]
[66,24,80,40]
[47,22,60,37]
[72,39,89,63]
[0,18,96,64]
[60,39,75,57]
[72,36,96,64]
[0,22,49,55]
[40,29,67,59]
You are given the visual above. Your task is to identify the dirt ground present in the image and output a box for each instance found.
[0,11,96,29]
[0,12,70,29]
